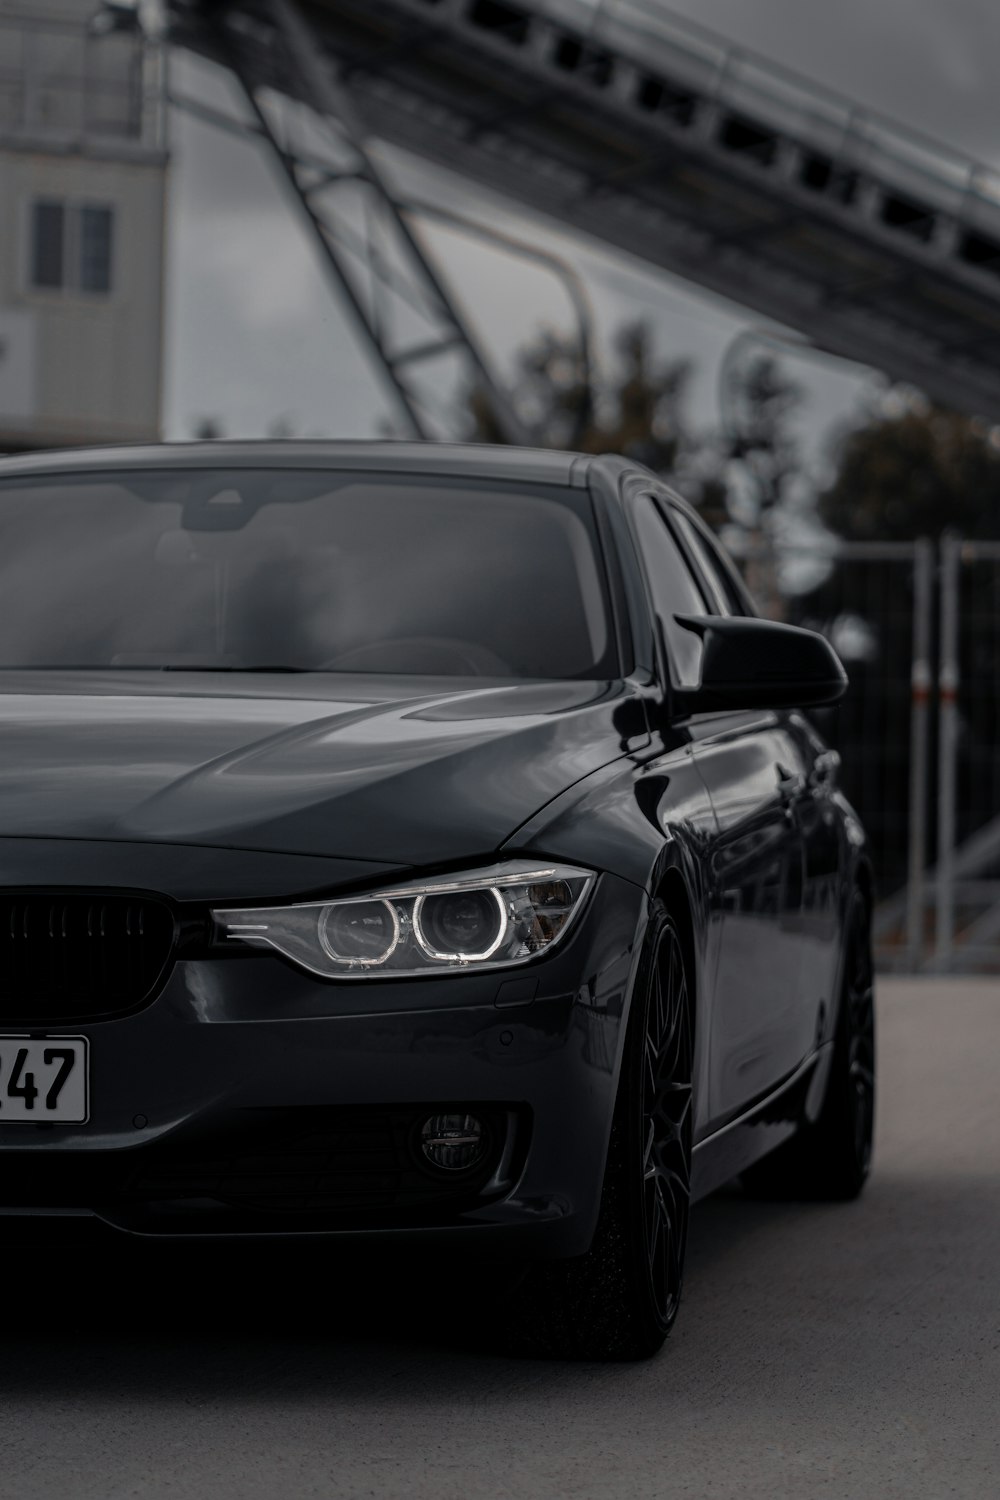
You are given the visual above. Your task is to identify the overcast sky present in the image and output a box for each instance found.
[162,0,1000,477]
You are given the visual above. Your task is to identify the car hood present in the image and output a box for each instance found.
[0,672,644,867]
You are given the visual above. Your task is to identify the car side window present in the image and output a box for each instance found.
[631,495,710,689]
[669,506,755,617]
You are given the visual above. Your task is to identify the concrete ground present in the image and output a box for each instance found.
[1,978,998,1499]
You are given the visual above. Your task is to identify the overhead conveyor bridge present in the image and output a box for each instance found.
[167,0,1000,424]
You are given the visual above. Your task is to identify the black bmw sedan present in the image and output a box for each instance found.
[0,441,874,1359]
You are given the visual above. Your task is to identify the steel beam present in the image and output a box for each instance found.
[935,535,961,970]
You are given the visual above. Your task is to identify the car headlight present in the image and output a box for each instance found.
[212,861,595,979]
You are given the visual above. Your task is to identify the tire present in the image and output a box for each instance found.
[509,903,694,1360]
[742,887,875,1201]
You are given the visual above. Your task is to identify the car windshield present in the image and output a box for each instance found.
[0,468,616,679]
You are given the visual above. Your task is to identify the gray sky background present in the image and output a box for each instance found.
[163,0,1000,482]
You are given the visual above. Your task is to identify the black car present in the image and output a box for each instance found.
[0,441,874,1359]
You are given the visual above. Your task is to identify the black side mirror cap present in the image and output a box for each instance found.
[672,615,848,715]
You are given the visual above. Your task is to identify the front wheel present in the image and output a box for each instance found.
[509,904,694,1360]
[743,887,875,1200]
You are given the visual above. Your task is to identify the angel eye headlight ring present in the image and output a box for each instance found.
[412,886,507,963]
[318,897,400,967]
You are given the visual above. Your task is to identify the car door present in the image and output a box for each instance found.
[624,490,729,1142]
[673,504,847,1047]
[784,710,845,1029]
[665,503,817,1126]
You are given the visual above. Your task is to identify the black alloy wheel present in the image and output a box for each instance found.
[743,887,875,1201]
[510,902,694,1360]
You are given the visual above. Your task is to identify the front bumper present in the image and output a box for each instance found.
[0,871,646,1258]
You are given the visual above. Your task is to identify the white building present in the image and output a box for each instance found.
[0,0,167,450]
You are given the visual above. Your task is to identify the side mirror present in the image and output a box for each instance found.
[672,615,848,715]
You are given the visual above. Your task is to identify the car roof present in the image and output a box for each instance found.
[0,439,609,489]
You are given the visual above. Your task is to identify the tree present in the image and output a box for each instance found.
[470,320,694,474]
[720,351,804,525]
[820,398,1000,541]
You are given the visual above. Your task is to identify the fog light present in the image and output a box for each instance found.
[420,1113,487,1172]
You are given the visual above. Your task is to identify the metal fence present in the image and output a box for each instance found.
[934,538,1000,972]
[746,536,1000,973]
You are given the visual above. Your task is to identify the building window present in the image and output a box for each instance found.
[79,206,114,294]
[31,201,65,290]
[29,200,115,295]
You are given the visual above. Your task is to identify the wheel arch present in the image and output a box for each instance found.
[828,852,876,1052]
[852,854,876,920]
[652,866,698,1035]
[644,856,705,1142]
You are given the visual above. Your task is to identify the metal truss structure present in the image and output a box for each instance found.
[164,0,1000,427]
[167,0,529,441]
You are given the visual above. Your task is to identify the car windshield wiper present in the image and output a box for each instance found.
[153,664,316,673]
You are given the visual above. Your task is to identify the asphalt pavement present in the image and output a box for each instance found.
[1,977,998,1500]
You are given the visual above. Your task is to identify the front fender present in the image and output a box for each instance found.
[501,745,717,1142]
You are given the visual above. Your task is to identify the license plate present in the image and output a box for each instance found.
[0,1036,88,1123]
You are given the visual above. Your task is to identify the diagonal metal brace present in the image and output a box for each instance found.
[211,0,528,443]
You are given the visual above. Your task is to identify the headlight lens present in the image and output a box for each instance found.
[213,861,594,979]
[414,888,507,962]
[319,899,399,966]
